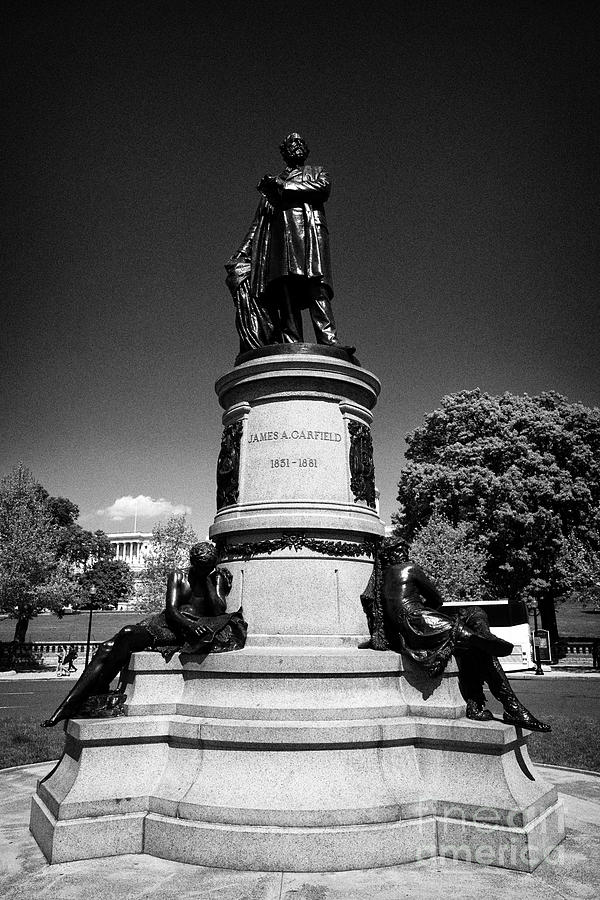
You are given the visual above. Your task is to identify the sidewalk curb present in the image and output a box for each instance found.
[534,762,600,777]
[0,760,59,774]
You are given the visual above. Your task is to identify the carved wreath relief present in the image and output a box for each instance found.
[348,421,376,508]
[216,421,243,510]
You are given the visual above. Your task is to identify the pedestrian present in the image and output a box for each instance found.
[64,645,78,673]
[55,645,66,677]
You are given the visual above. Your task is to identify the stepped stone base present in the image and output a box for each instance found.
[30,646,564,872]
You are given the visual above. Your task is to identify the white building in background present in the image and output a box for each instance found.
[107,534,153,607]
[107,531,152,573]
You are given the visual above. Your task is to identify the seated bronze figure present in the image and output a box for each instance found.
[360,538,550,732]
[42,542,247,728]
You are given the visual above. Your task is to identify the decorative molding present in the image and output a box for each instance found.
[216,421,243,510]
[216,533,377,561]
[348,421,376,508]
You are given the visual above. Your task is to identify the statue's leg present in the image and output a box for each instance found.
[484,656,551,732]
[41,625,152,727]
[275,277,304,342]
[456,607,513,657]
[454,609,510,721]
[309,282,338,345]
[454,648,493,721]
[455,610,550,729]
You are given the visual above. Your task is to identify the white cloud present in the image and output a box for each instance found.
[97,494,192,522]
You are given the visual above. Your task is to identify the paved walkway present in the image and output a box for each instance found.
[1,762,599,899]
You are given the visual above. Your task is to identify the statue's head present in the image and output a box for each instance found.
[279,132,309,166]
[189,541,218,571]
[379,536,409,568]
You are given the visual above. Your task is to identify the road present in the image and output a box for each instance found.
[1,674,598,723]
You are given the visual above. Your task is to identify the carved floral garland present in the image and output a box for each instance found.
[216,533,377,561]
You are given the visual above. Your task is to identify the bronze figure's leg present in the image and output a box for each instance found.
[454,647,493,720]
[41,625,153,728]
[484,656,551,732]
[454,620,513,659]
[309,281,338,345]
[455,608,550,731]
[272,276,304,343]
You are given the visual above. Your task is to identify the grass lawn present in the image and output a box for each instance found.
[0,611,141,644]
[526,713,600,772]
[555,604,600,639]
[2,714,66,768]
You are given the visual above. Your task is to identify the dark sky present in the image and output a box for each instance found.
[2,0,599,537]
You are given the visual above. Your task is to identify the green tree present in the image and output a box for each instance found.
[395,391,600,646]
[79,558,134,609]
[58,525,113,571]
[44,496,79,528]
[406,512,488,604]
[139,514,197,611]
[556,535,600,609]
[0,465,75,642]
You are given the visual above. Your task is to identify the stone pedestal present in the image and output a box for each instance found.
[30,347,565,871]
[31,652,563,872]
[210,347,384,640]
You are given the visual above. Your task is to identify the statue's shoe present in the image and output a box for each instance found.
[503,710,551,732]
[40,717,62,728]
[466,700,494,721]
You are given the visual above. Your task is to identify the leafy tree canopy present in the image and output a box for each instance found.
[79,558,134,609]
[394,390,600,641]
[57,525,112,570]
[556,535,600,609]
[407,512,488,604]
[44,496,79,528]
[0,465,76,641]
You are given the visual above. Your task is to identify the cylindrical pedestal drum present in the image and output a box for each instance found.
[209,346,385,643]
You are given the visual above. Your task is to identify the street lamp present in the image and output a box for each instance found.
[85,583,96,668]
[528,598,544,676]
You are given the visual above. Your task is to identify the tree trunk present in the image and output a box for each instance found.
[13,616,30,643]
[539,596,560,656]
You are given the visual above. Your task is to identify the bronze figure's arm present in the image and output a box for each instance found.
[408,565,444,610]
[204,571,227,615]
[280,167,331,203]
[164,571,199,637]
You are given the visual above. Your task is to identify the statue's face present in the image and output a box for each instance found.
[380,539,408,568]
[281,135,308,166]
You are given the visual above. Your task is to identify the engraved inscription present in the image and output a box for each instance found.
[248,429,341,443]
[270,458,318,469]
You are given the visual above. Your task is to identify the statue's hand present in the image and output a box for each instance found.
[192,623,214,640]
[257,174,280,203]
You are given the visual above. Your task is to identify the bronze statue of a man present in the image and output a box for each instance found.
[41,542,247,727]
[226,133,340,351]
[361,538,550,732]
